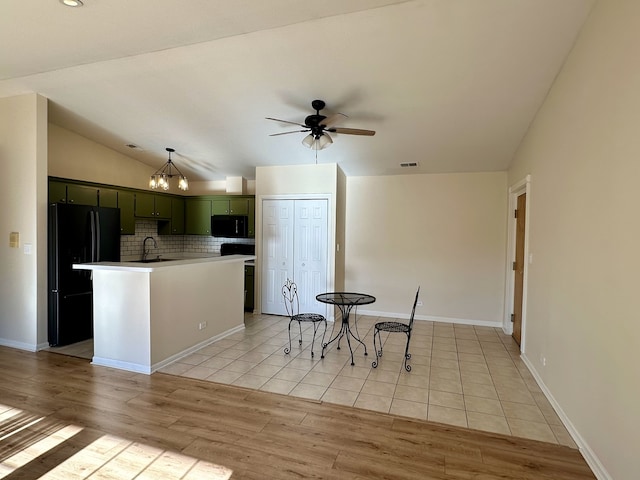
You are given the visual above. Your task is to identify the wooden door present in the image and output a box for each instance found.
[294,199,328,316]
[262,199,294,315]
[512,193,526,345]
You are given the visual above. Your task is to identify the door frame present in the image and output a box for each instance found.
[503,175,531,353]
[256,193,335,320]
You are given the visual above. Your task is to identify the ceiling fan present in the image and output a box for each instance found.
[266,99,375,151]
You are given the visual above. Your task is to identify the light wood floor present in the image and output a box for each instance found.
[0,346,595,479]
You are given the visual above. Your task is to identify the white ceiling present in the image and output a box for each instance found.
[0,0,594,181]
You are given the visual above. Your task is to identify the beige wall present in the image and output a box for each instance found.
[254,164,340,313]
[508,0,639,477]
[49,123,157,191]
[49,123,254,195]
[345,172,507,323]
[0,94,48,349]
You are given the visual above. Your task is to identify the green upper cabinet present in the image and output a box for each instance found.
[49,181,68,204]
[211,199,229,215]
[99,188,118,208]
[185,198,212,235]
[135,192,171,218]
[247,197,255,237]
[117,190,136,235]
[49,181,101,206]
[212,197,249,215]
[67,184,99,206]
[230,198,249,215]
[158,197,185,235]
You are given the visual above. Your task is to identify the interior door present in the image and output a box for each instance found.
[262,199,294,315]
[512,193,526,345]
[294,199,328,316]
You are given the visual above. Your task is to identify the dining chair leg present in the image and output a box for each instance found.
[284,319,294,355]
[298,321,303,345]
[371,327,383,368]
[402,332,412,372]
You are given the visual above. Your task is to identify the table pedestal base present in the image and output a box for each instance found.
[321,316,368,366]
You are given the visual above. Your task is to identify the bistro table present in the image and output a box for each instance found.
[316,292,376,366]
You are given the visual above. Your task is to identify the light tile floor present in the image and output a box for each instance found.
[158,313,577,448]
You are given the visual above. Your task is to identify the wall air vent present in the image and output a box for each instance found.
[400,162,419,168]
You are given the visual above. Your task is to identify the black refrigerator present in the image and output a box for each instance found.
[48,203,121,346]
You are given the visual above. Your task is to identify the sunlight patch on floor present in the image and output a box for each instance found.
[0,403,233,479]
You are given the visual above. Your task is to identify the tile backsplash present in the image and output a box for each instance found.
[120,220,254,260]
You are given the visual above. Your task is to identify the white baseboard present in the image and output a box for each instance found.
[520,354,612,480]
[92,357,151,374]
[0,338,39,352]
[91,324,246,375]
[150,323,246,373]
[356,310,502,329]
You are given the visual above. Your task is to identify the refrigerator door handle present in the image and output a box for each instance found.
[95,210,101,262]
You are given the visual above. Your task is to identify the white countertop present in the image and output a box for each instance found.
[73,254,256,272]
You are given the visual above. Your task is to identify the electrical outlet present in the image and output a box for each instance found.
[540,355,546,366]
[417,301,423,307]
[198,322,207,330]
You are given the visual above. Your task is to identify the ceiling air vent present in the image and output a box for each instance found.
[400,162,419,168]
[125,143,142,150]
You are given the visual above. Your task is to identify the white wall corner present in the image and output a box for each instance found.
[520,354,612,480]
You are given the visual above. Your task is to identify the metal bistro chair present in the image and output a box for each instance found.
[372,287,420,372]
[282,279,327,358]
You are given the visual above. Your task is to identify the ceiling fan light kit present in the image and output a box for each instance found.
[267,99,375,152]
[149,147,189,191]
[60,0,83,6]
[302,132,333,150]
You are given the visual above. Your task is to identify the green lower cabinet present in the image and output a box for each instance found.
[185,199,212,235]
[159,198,185,235]
[118,191,136,235]
[244,265,254,311]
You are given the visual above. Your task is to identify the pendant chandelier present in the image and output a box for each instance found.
[149,147,188,191]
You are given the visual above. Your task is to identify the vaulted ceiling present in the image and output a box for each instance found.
[0,0,594,181]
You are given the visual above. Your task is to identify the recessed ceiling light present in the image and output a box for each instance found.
[60,0,83,7]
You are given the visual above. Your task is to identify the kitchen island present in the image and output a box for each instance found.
[74,255,254,374]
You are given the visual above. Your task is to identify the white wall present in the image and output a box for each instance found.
[0,94,48,350]
[345,172,507,323]
[508,0,639,478]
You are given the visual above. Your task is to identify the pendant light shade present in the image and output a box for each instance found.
[149,148,189,191]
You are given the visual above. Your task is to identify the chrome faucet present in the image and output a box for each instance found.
[142,236,158,261]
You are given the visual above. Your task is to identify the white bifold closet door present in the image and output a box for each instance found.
[262,199,328,316]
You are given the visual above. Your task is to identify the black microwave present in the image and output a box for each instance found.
[211,215,248,238]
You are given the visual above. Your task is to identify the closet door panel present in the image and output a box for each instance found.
[262,200,294,315]
[294,199,328,316]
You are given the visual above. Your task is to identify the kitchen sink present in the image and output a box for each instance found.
[132,258,175,263]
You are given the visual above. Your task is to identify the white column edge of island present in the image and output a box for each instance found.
[74,255,254,374]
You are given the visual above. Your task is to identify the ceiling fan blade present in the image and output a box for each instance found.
[328,127,376,136]
[320,113,347,128]
[266,117,307,128]
[269,129,310,137]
